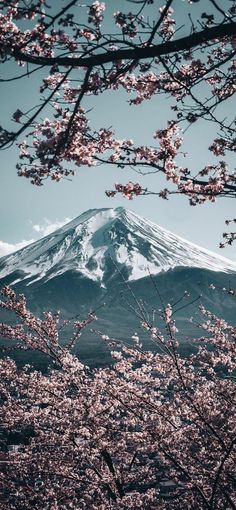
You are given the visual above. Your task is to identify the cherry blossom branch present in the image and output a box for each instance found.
[0,68,72,149]
[210,437,236,509]
[147,0,174,46]
[12,21,236,68]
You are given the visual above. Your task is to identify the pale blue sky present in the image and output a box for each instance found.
[0,0,235,259]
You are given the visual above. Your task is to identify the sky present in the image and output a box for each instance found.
[0,0,235,260]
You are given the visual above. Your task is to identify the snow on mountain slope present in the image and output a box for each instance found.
[1,207,236,286]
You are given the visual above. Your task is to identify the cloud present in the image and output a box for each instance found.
[0,217,72,259]
[32,217,72,237]
[0,239,35,258]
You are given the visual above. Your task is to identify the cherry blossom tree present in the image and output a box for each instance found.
[1,285,236,509]
[0,1,235,244]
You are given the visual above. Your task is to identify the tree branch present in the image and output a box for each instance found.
[12,22,236,68]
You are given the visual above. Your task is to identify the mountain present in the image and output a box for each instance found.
[1,208,236,366]
[1,207,236,286]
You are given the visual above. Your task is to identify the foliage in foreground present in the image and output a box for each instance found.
[0,286,236,509]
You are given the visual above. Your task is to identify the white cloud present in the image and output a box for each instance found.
[0,239,35,258]
[32,217,72,237]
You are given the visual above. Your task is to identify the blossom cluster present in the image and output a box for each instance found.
[1,285,236,509]
[106,182,143,200]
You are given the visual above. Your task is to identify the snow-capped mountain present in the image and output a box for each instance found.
[1,207,236,287]
[1,208,236,366]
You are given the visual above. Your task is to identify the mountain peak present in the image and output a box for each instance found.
[1,208,236,287]
[57,207,126,234]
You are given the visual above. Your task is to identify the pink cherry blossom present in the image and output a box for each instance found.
[1,285,236,508]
